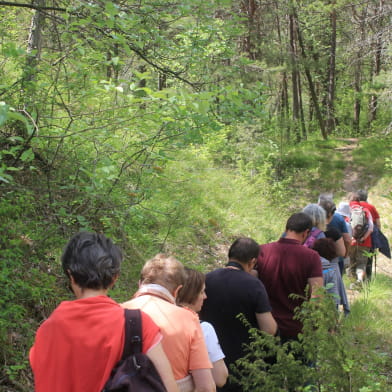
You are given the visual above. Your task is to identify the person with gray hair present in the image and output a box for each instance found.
[302,204,327,248]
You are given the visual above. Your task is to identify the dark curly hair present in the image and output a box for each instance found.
[62,232,122,290]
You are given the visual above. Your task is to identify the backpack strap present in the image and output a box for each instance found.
[121,309,143,360]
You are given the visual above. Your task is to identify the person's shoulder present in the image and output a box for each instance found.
[361,201,379,215]
[260,239,287,252]
[332,213,345,224]
[261,240,279,247]
[200,320,215,334]
[205,268,225,281]
[325,226,342,240]
[122,296,143,309]
[300,245,320,260]
[176,304,200,320]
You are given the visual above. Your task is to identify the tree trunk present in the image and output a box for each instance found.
[289,13,300,142]
[24,0,45,85]
[294,12,327,140]
[240,0,258,59]
[325,3,337,134]
[368,0,384,125]
[353,8,367,134]
[298,73,307,140]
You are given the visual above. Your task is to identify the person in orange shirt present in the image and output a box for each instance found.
[176,268,229,388]
[123,254,215,392]
[30,232,177,392]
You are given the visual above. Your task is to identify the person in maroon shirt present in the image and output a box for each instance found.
[256,213,323,341]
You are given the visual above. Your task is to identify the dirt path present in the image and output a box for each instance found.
[335,138,361,192]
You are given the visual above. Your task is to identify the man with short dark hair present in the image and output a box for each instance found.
[200,237,277,392]
[256,213,323,341]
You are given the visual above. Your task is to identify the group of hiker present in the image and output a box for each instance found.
[29,190,390,392]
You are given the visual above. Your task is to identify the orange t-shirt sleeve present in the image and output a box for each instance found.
[188,317,212,370]
[141,310,161,353]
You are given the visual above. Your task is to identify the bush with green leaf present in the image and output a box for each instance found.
[231,286,390,392]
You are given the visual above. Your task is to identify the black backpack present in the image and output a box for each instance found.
[103,309,167,392]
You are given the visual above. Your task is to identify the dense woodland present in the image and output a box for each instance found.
[1,0,392,390]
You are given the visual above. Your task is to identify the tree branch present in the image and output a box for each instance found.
[0,1,66,11]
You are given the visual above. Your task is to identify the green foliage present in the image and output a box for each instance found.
[0,192,64,388]
[232,286,390,392]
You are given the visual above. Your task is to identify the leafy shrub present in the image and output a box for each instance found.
[231,288,389,392]
[0,191,63,389]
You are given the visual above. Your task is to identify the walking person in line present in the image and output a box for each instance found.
[256,213,323,342]
[177,267,228,388]
[30,232,178,392]
[200,237,277,392]
[122,254,215,392]
[349,192,374,286]
[356,189,381,279]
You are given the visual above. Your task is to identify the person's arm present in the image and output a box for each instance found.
[308,277,324,298]
[256,312,277,336]
[335,237,346,257]
[191,368,216,392]
[210,359,228,388]
[375,218,381,229]
[342,232,351,257]
[147,342,179,392]
[360,212,373,243]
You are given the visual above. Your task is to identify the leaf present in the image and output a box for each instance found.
[20,149,35,163]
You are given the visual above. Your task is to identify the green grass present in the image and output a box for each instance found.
[348,274,392,344]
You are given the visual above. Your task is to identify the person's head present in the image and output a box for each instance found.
[228,237,260,264]
[318,193,334,204]
[349,191,360,202]
[62,232,122,290]
[336,201,351,219]
[176,268,206,312]
[285,212,313,234]
[312,238,337,261]
[140,253,186,294]
[318,199,336,221]
[357,189,368,202]
[302,204,327,231]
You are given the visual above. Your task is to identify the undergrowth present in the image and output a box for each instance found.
[232,281,391,391]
